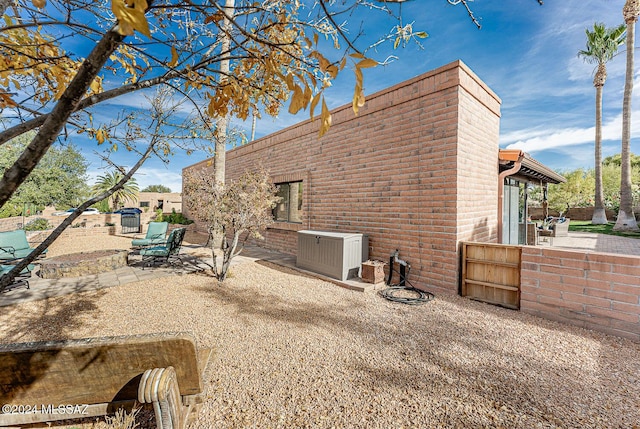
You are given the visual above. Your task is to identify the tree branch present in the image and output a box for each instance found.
[0,28,125,208]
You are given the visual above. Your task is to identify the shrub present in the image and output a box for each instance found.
[161,209,193,225]
[154,208,163,222]
[23,217,51,231]
[183,167,279,281]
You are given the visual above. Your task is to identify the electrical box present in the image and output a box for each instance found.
[297,230,369,281]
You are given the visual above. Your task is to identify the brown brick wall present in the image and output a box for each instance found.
[184,60,502,293]
[521,247,640,341]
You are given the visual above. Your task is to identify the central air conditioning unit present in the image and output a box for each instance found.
[296,230,369,281]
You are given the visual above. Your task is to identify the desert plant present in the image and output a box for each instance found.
[183,167,280,281]
[23,218,51,231]
[98,407,140,429]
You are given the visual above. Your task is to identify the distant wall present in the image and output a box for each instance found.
[136,192,182,213]
[529,207,617,221]
[530,206,640,221]
[0,212,157,233]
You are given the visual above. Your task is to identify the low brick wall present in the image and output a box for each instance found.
[39,249,129,279]
[520,247,640,341]
[528,206,640,221]
[27,226,123,245]
[0,212,160,233]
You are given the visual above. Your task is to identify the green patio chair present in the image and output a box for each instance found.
[131,221,169,248]
[0,262,35,293]
[140,227,186,268]
[0,229,47,261]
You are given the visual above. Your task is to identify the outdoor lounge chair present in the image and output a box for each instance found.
[140,227,186,268]
[537,217,570,245]
[0,229,47,261]
[0,262,35,293]
[131,221,169,248]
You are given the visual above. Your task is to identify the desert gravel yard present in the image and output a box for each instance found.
[1,235,639,428]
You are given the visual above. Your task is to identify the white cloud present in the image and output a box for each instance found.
[102,89,202,118]
[134,167,183,193]
[86,167,182,193]
[504,109,640,153]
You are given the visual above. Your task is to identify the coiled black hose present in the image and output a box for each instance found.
[379,264,435,305]
[380,285,434,305]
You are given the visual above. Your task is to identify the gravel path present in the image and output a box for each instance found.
[1,235,639,428]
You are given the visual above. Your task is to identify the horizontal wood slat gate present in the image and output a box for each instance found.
[461,242,522,309]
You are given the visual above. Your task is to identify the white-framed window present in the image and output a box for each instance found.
[273,181,303,223]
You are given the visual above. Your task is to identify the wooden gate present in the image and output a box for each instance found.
[461,242,521,309]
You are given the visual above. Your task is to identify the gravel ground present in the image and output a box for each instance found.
[1,234,639,428]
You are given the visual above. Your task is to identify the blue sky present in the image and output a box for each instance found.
[82,0,635,192]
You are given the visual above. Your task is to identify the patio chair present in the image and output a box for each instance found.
[140,227,186,268]
[0,262,35,293]
[131,221,169,248]
[0,229,47,261]
[537,217,570,245]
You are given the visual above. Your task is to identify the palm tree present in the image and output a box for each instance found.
[578,23,626,225]
[615,0,640,232]
[92,171,139,211]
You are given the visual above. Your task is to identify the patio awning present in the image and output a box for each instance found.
[499,149,566,185]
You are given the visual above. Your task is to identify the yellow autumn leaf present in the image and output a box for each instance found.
[0,92,17,108]
[89,77,102,94]
[288,84,305,115]
[111,0,150,38]
[204,12,223,24]
[96,129,105,144]
[352,87,365,116]
[354,67,363,88]
[311,51,330,73]
[319,97,332,138]
[32,0,46,8]
[326,64,338,79]
[284,73,295,91]
[357,58,378,69]
[168,46,179,67]
[303,84,312,105]
[309,92,321,120]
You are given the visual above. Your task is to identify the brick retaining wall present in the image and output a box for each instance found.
[528,207,618,221]
[520,247,640,341]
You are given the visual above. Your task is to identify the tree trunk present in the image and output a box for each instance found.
[592,82,608,224]
[615,5,640,231]
[218,228,241,282]
[213,0,235,187]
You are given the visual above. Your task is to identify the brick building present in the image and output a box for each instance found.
[183,60,557,294]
